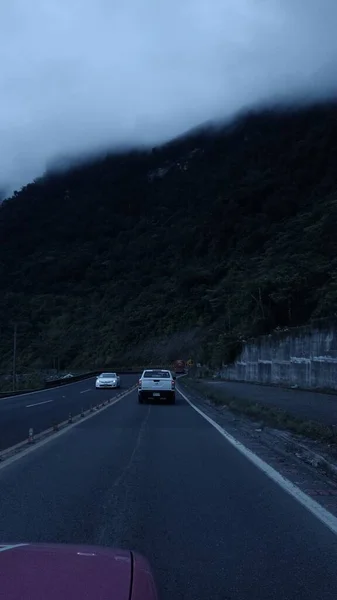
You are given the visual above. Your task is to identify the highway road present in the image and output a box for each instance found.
[1,381,337,599]
[0,374,138,450]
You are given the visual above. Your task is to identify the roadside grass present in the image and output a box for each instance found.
[179,377,337,445]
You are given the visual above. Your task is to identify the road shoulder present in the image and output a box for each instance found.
[178,378,337,525]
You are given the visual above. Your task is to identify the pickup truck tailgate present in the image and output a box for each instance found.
[143,378,170,390]
[139,370,175,403]
[140,370,174,391]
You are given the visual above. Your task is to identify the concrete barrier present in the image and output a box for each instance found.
[219,324,337,392]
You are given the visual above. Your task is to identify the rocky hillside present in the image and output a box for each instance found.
[1,101,337,370]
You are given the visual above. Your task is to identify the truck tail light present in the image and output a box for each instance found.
[138,379,142,387]
[171,379,175,389]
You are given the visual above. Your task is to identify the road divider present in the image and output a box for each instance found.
[0,385,138,468]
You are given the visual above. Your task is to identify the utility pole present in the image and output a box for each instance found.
[12,322,17,391]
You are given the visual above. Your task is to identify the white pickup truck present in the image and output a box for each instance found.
[138,369,176,404]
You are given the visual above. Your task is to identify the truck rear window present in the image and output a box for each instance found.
[143,371,170,378]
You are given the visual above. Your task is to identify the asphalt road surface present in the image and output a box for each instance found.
[0,374,138,450]
[1,385,337,600]
[205,380,337,425]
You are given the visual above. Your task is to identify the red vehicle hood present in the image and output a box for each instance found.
[0,543,158,600]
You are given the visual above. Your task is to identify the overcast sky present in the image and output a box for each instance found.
[1,0,337,193]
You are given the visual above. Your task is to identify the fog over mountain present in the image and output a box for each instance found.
[1,0,337,193]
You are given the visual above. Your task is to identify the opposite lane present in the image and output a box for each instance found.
[0,374,139,450]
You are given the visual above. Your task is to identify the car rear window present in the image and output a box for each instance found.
[143,371,170,378]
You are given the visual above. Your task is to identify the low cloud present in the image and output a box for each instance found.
[1,0,337,192]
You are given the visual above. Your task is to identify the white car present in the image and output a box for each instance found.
[95,372,121,389]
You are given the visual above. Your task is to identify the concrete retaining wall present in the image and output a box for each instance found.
[220,326,337,391]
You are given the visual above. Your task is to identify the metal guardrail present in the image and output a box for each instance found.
[0,368,145,398]
[0,372,97,398]
[44,371,98,388]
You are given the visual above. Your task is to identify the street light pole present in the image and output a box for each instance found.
[12,322,17,392]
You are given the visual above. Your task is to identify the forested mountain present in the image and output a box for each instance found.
[1,101,337,370]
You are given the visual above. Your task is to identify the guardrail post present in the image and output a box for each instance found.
[53,420,59,432]
[80,407,84,418]
[68,412,73,424]
[28,427,34,444]
[331,424,337,440]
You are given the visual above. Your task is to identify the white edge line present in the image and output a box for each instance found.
[26,399,54,408]
[0,544,29,553]
[177,384,337,536]
[80,389,91,394]
[0,387,136,472]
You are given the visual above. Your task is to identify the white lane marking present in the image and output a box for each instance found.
[26,399,54,408]
[0,544,29,553]
[177,385,337,536]
[0,387,137,472]
[80,389,91,394]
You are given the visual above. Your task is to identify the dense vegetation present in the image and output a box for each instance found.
[1,101,337,371]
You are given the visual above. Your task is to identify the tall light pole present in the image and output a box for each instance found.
[12,322,17,391]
